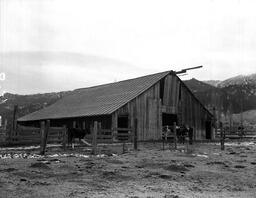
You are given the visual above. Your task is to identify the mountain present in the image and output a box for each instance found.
[184,78,217,92]
[216,73,256,88]
[0,91,70,129]
[203,80,221,87]
[185,76,256,126]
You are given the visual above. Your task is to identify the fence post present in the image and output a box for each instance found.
[62,125,67,151]
[134,118,138,150]
[92,121,98,155]
[174,122,177,150]
[40,121,45,155]
[40,120,50,155]
[220,125,225,150]
[12,105,18,137]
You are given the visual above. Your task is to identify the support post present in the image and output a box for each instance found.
[220,124,225,150]
[40,120,50,155]
[134,118,138,150]
[11,105,18,139]
[62,125,67,151]
[162,131,165,151]
[92,121,98,155]
[174,122,177,150]
[4,119,7,130]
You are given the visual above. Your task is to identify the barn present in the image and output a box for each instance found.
[17,70,214,141]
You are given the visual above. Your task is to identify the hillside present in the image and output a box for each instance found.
[0,91,70,129]
[185,76,256,126]
[218,73,256,88]
[232,109,256,125]
[203,80,221,87]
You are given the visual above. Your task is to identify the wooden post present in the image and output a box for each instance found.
[4,119,7,130]
[134,118,138,150]
[11,105,18,138]
[62,125,67,151]
[174,122,177,150]
[40,120,50,155]
[162,130,165,151]
[40,121,45,155]
[73,121,76,128]
[92,121,98,155]
[82,121,86,130]
[98,122,101,137]
[220,124,224,150]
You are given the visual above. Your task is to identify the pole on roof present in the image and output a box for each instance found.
[175,65,203,74]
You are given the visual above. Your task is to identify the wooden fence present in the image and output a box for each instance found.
[216,129,256,139]
[85,127,133,143]
[2,119,138,155]
[7,124,65,145]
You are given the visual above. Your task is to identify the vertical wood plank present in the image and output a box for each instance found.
[62,125,67,151]
[112,113,117,142]
[174,122,177,149]
[134,118,138,150]
[92,121,98,154]
[82,121,85,130]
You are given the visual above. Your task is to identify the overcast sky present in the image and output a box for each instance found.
[0,0,256,94]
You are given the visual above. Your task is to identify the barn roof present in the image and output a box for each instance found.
[18,71,171,121]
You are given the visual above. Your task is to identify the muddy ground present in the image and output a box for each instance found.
[0,141,256,198]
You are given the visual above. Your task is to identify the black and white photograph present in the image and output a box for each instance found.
[0,0,256,197]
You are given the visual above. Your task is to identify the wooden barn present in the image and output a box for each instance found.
[17,70,214,141]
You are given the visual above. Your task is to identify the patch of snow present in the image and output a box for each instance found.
[193,154,209,158]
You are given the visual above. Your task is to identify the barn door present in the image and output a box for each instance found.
[117,115,129,141]
[205,121,212,139]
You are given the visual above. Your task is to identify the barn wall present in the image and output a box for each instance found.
[113,73,213,141]
[113,82,161,141]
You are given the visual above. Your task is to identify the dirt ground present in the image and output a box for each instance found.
[0,141,256,198]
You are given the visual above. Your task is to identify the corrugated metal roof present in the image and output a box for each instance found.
[18,71,170,122]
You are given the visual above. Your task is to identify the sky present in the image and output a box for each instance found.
[0,0,256,94]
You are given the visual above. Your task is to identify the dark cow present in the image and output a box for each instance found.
[67,128,90,148]
[177,125,188,144]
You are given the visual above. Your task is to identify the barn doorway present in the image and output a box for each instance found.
[117,115,129,141]
[205,121,212,139]
[162,113,178,127]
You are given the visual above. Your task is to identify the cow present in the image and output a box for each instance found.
[67,128,90,149]
[177,125,188,144]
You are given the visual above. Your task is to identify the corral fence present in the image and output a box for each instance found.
[216,129,256,139]
[1,119,138,155]
[7,124,66,146]
[85,121,135,154]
